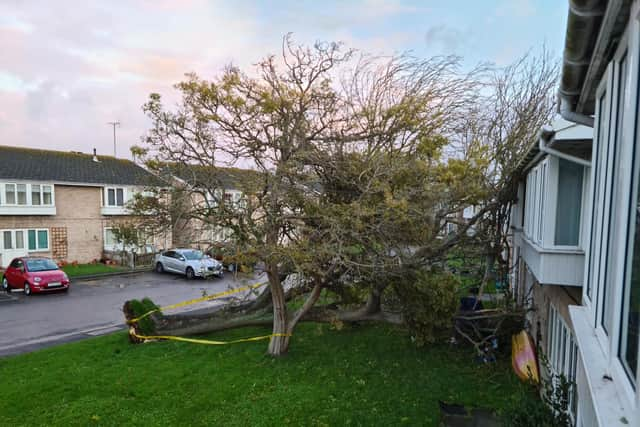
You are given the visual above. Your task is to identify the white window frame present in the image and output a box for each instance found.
[1,229,26,251]
[104,187,127,207]
[27,228,50,252]
[546,304,579,424]
[522,157,587,251]
[1,228,49,252]
[580,20,640,408]
[0,182,55,207]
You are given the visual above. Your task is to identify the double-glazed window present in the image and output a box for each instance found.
[547,304,578,422]
[524,161,547,245]
[0,183,54,206]
[30,184,52,206]
[622,185,640,381]
[0,229,48,252]
[523,158,584,249]
[555,159,584,246]
[105,187,125,207]
[584,41,640,389]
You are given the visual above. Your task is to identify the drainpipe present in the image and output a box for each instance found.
[559,94,595,128]
[538,125,592,167]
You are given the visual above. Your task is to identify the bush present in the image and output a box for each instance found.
[501,386,561,427]
[125,298,160,335]
[393,270,459,346]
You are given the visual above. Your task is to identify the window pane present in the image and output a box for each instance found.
[42,186,52,205]
[37,230,48,250]
[116,188,124,206]
[555,159,584,246]
[31,184,41,205]
[28,230,36,250]
[105,229,116,246]
[3,231,12,249]
[108,189,115,206]
[588,93,607,300]
[538,164,546,243]
[602,55,629,334]
[5,184,15,204]
[16,184,26,205]
[15,231,24,249]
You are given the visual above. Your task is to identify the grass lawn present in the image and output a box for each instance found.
[0,323,527,426]
[61,263,127,278]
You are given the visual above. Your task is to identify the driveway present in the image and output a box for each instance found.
[0,271,266,357]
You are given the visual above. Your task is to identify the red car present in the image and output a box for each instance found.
[2,257,70,295]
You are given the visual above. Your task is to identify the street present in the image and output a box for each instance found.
[0,271,266,357]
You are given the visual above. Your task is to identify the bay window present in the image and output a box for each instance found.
[523,157,586,250]
[0,182,55,208]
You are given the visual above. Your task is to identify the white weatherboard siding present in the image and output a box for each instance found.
[516,232,585,286]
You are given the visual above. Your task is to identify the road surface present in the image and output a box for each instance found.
[0,271,266,357]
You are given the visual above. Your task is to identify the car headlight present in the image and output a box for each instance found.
[34,277,41,282]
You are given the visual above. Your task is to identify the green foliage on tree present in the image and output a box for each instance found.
[127,35,557,356]
[392,270,460,347]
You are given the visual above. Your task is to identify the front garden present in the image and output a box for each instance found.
[0,323,542,426]
[60,262,128,278]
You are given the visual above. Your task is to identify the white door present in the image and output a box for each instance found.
[1,230,28,268]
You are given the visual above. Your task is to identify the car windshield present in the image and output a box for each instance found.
[25,259,59,272]
[182,250,204,261]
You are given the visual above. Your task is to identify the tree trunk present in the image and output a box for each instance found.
[267,267,290,356]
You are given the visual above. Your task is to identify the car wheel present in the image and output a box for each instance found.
[186,267,195,280]
[156,262,164,273]
[24,283,32,296]
[2,277,9,292]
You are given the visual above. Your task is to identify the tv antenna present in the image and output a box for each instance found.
[107,121,121,157]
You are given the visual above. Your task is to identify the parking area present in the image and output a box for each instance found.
[0,271,266,357]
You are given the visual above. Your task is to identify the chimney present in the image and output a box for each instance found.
[92,148,100,163]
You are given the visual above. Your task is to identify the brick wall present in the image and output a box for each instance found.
[0,184,173,263]
[0,185,104,263]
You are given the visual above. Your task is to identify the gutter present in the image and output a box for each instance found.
[559,94,595,128]
[538,125,591,167]
[577,0,629,113]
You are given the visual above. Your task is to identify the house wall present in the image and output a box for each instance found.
[0,185,172,266]
[517,260,580,348]
[567,4,640,425]
[0,185,103,263]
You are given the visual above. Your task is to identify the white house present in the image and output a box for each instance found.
[511,1,640,425]
[510,117,592,424]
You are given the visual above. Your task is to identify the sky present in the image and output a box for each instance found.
[0,0,568,159]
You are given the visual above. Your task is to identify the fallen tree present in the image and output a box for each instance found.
[125,35,558,356]
[123,279,401,342]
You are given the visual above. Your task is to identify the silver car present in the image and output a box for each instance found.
[154,248,224,280]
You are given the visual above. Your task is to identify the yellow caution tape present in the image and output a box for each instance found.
[129,328,290,345]
[126,281,286,346]
[128,281,268,324]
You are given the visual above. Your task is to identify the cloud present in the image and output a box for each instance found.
[424,25,469,53]
[0,0,561,158]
